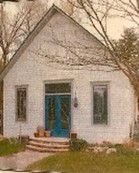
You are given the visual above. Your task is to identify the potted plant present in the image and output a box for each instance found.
[36,126,45,137]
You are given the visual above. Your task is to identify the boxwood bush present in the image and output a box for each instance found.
[70,138,88,151]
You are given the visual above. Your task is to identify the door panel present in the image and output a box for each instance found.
[45,95,71,137]
[61,97,70,129]
[48,96,55,129]
[45,96,56,132]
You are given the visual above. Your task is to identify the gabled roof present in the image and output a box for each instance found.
[0,4,105,81]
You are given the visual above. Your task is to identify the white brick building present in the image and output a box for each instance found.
[0,5,137,143]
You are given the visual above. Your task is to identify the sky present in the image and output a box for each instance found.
[5,0,137,40]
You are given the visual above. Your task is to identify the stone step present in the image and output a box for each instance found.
[29,137,70,145]
[26,145,69,153]
[26,137,70,153]
[28,141,70,149]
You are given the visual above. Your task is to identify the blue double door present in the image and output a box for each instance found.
[45,95,71,137]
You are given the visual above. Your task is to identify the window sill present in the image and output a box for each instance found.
[17,119,26,122]
[93,123,109,126]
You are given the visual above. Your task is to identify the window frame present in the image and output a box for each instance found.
[92,82,109,125]
[15,85,28,122]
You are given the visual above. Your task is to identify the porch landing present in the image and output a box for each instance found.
[26,137,70,153]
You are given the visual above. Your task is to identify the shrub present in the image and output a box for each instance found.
[133,133,139,143]
[0,137,25,156]
[101,140,114,148]
[70,138,88,151]
[114,144,135,154]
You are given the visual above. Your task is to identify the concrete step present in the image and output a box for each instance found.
[26,145,69,153]
[28,140,70,149]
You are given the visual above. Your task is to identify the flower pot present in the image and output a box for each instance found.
[38,131,45,137]
[44,131,51,137]
[70,132,77,139]
[34,132,39,137]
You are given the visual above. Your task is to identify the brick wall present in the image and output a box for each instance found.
[3,12,136,143]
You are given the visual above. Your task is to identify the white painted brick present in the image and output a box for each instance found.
[3,12,136,143]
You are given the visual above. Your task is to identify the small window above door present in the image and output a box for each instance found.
[45,83,71,94]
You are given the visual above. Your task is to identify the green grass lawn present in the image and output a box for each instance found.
[0,138,25,156]
[28,151,139,173]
